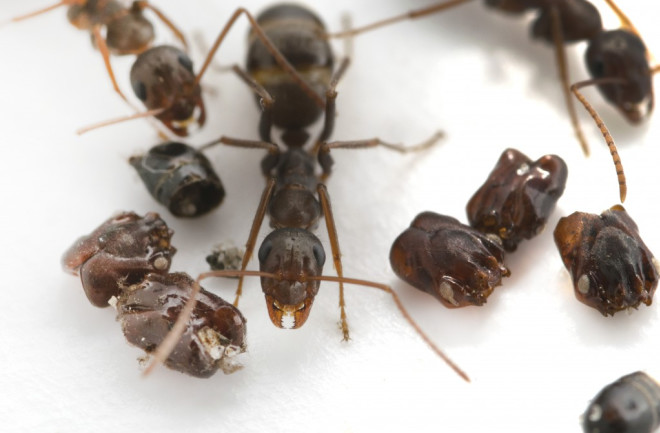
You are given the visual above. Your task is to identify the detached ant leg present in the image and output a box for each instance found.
[317,184,349,341]
[571,78,628,202]
[195,7,324,109]
[228,65,276,143]
[548,5,590,156]
[326,0,474,39]
[132,1,188,51]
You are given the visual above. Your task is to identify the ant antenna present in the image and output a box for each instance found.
[76,107,166,135]
[9,0,81,23]
[571,78,627,203]
[143,270,470,383]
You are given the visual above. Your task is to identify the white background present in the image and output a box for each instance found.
[1,0,660,431]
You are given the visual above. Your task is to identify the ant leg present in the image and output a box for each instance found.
[132,1,188,51]
[9,0,81,23]
[316,58,351,145]
[317,184,350,341]
[307,274,470,382]
[195,8,324,108]
[228,65,276,143]
[92,25,132,106]
[601,0,641,38]
[571,78,628,203]
[199,135,280,176]
[231,178,276,306]
[317,133,443,180]
[548,5,590,156]
[326,0,473,39]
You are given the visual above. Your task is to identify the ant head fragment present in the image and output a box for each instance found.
[390,212,510,308]
[586,30,653,124]
[554,205,659,316]
[62,211,176,307]
[130,142,225,218]
[130,46,205,136]
[467,148,568,252]
[117,272,247,378]
[258,228,325,329]
[582,371,660,433]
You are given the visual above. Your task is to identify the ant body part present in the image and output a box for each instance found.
[390,148,568,307]
[328,0,653,203]
[582,371,660,433]
[142,3,462,381]
[62,211,246,377]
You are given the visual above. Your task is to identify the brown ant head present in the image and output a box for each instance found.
[586,30,654,124]
[67,1,124,30]
[105,7,155,55]
[258,228,325,329]
[130,46,205,136]
[268,185,321,229]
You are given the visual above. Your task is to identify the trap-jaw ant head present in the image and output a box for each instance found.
[586,30,653,124]
[130,45,205,136]
[247,3,333,131]
[554,205,659,316]
[582,371,660,433]
[62,211,176,307]
[130,142,225,218]
[257,228,325,329]
[117,272,247,378]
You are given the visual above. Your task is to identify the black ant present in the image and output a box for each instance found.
[582,371,660,433]
[141,3,465,381]
[327,0,657,203]
[62,210,248,378]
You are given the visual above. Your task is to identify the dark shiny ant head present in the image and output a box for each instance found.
[61,211,176,307]
[257,228,325,329]
[467,148,568,252]
[582,371,660,433]
[586,30,653,123]
[105,3,155,55]
[129,142,225,218]
[117,272,247,378]
[531,0,603,43]
[246,3,333,131]
[130,46,205,136]
[390,212,510,308]
[554,205,659,316]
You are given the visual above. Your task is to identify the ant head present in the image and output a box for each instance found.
[130,142,225,218]
[586,30,654,124]
[257,228,326,329]
[67,0,123,31]
[105,6,155,55]
[268,185,321,230]
[130,46,205,136]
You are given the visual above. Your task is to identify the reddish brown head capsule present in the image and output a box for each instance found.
[467,148,568,252]
[390,212,510,308]
[117,273,247,378]
[554,205,659,316]
[62,212,176,307]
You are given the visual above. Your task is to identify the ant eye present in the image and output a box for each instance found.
[258,239,273,263]
[312,243,325,266]
[177,53,193,72]
[132,80,147,101]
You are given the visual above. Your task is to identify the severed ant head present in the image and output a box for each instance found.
[257,228,325,329]
[586,30,654,124]
[130,45,205,136]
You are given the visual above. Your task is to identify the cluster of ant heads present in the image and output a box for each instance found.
[391,148,568,307]
[554,205,659,316]
[62,211,246,377]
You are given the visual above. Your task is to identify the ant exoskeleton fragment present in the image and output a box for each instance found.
[553,205,659,316]
[467,148,568,252]
[62,211,246,377]
[582,371,660,433]
[327,0,653,203]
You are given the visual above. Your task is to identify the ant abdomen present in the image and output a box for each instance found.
[583,372,660,433]
[586,30,653,124]
[117,272,247,378]
[61,212,176,307]
[247,3,333,130]
[129,142,225,218]
[390,212,510,308]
